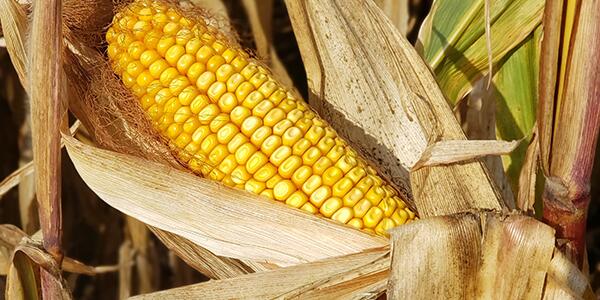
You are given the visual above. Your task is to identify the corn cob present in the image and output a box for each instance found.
[105,0,416,236]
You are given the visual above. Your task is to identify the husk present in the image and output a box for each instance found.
[285,0,505,216]
[63,135,386,267]
[129,247,389,299]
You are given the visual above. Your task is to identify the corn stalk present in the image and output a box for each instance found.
[538,0,600,268]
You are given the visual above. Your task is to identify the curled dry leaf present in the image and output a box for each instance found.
[63,135,386,267]
[130,247,389,300]
[412,139,521,170]
[386,211,592,299]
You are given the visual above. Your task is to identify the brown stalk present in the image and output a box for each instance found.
[539,0,600,267]
[29,0,66,295]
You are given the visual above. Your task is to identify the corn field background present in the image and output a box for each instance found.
[0,0,599,299]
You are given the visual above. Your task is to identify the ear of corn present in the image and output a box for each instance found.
[105,0,416,236]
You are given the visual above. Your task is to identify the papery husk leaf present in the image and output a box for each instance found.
[374,0,409,35]
[285,0,505,216]
[130,247,389,300]
[0,0,28,88]
[412,139,520,170]
[517,128,539,212]
[64,135,386,267]
[417,0,544,104]
[388,212,557,299]
[544,249,594,299]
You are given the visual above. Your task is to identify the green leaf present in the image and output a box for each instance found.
[417,0,544,104]
[494,27,540,193]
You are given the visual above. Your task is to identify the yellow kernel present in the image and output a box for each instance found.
[264,108,286,127]
[217,93,238,113]
[122,72,136,88]
[191,126,211,144]
[322,166,343,186]
[243,91,265,110]
[200,134,219,155]
[365,186,385,206]
[227,133,248,153]
[236,82,255,102]
[222,175,236,187]
[196,45,215,64]
[190,95,210,114]
[166,123,182,139]
[302,147,321,166]
[136,71,154,88]
[270,145,292,167]
[117,33,134,48]
[343,187,364,207]
[126,61,144,78]
[245,179,266,194]
[289,165,311,185]
[209,144,229,165]
[212,41,226,54]
[254,163,277,182]
[363,207,384,228]
[143,29,163,49]
[260,135,282,156]
[231,165,251,185]
[301,175,322,195]
[127,41,145,59]
[332,207,354,224]
[230,106,251,126]
[332,178,354,198]
[310,186,331,208]
[169,76,190,94]
[216,64,235,82]
[156,36,176,56]
[282,127,303,146]
[159,67,179,86]
[140,94,154,110]
[353,199,372,219]
[273,180,295,201]
[176,53,195,73]
[174,107,192,123]
[378,197,398,217]
[320,197,343,218]
[140,50,160,67]
[306,125,325,145]
[260,189,274,199]
[348,218,363,229]
[200,32,216,45]
[196,71,216,93]
[394,196,407,209]
[187,62,206,83]
[147,104,163,120]
[217,123,238,144]
[107,44,120,60]
[177,86,198,106]
[292,138,311,156]
[240,116,261,136]
[231,56,248,71]
[235,142,256,165]
[174,132,192,149]
[266,174,283,189]
[148,59,169,78]
[163,22,182,36]
[287,109,303,123]
[240,64,258,79]
[278,99,296,113]
[347,166,367,184]
[252,100,274,118]
[222,49,237,63]
[285,191,308,208]
[198,103,220,124]
[207,55,226,73]
[301,202,318,214]
[273,119,293,136]
[375,218,395,236]
[295,118,313,134]
[258,81,278,98]
[317,137,336,155]
[137,7,153,21]
[246,152,269,174]
[185,37,203,54]
[209,113,229,132]
[183,117,201,134]
[326,145,345,163]
[278,155,302,179]
[175,28,193,45]
[226,73,245,92]
[249,73,268,88]
[270,89,287,105]
[250,126,272,147]
[207,82,226,102]
[391,210,409,226]
[157,113,174,131]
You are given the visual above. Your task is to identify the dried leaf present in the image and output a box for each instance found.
[388,212,555,299]
[285,0,505,216]
[374,0,409,35]
[64,135,386,267]
[412,139,520,170]
[517,128,539,212]
[0,0,28,87]
[131,247,389,299]
[543,249,594,299]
